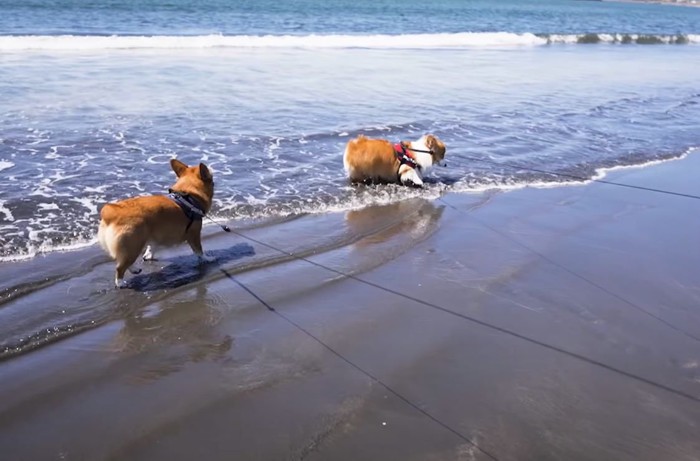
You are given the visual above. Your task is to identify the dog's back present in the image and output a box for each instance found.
[98,196,188,258]
[343,135,399,183]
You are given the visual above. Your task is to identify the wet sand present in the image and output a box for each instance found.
[1,155,700,460]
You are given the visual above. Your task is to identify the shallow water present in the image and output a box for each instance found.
[0,0,699,260]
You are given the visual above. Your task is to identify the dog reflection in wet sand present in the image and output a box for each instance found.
[343,134,446,187]
[345,199,445,247]
[98,159,215,288]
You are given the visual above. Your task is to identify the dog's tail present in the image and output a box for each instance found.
[343,136,365,176]
[97,204,122,260]
[97,220,119,260]
[343,145,352,175]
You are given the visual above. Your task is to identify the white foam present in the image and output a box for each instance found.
[546,33,700,45]
[450,147,697,195]
[29,181,54,198]
[0,160,14,172]
[591,150,692,180]
[147,154,172,164]
[37,203,60,211]
[0,237,98,263]
[0,33,696,52]
[84,184,110,193]
[46,146,61,159]
[0,200,14,221]
[72,197,99,215]
[0,32,549,51]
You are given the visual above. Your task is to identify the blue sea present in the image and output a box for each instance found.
[1,0,699,260]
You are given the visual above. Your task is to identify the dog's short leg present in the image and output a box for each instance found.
[187,231,215,263]
[115,276,129,289]
[115,255,139,288]
[114,234,146,288]
[115,265,130,289]
[142,245,156,261]
[399,166,424,188]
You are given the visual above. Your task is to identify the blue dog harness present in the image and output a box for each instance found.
[168,189,206,232]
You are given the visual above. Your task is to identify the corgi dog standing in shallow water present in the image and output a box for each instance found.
[343,134,446,187]
[98,159,215,288]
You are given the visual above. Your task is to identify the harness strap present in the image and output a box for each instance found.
[394,143,420,170]
[168,189,205,233]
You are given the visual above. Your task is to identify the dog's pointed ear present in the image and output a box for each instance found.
[425,134,446,162]
[199,163,212,182]
[171,159,188,177]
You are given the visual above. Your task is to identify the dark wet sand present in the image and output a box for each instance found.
[2,155,700,461]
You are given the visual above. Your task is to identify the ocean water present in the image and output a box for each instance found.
[1,0,699,260]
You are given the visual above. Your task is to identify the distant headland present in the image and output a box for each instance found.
[600,0,699,6]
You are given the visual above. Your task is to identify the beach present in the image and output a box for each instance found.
[1,0,700,459]
[2,153,699,460]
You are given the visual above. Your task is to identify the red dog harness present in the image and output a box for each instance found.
[394,142,420,170]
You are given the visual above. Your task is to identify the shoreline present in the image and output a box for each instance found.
[2,147,696,264]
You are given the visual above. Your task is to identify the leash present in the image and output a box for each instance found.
[218,267,501,460]
[206,215,231,233]
[404,145,434,155]
[185,158,700,405]
[209,221,700,404]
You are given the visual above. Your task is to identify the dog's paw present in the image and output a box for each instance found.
[128,267,142,274]
[402,178,424,188]
[198,253,216,264]
[400,169,424,188]
[142,246,156,261]
[115,279,129,289]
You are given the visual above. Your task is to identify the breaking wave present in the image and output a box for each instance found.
[0,32,698,51]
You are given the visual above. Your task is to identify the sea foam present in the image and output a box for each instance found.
[0,33,697,51]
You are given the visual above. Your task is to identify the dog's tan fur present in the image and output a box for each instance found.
[343,134,446,186]
[97,159,214,287]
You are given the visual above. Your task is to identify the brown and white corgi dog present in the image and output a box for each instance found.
[97,159,215,288]
[343,134,446,187]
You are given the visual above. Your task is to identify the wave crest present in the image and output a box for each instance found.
[1,32,698,51]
